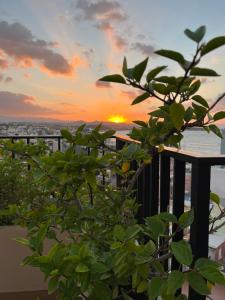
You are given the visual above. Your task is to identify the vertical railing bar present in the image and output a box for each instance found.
[11,138,15,159]
[160,154,171,213]
[171,159,186,270]
[58,137,61,151]
[149,152,159,216]
[116,138,125,187]
[102,148,105,185]
[159,153,171,271]
[188,160,211,300]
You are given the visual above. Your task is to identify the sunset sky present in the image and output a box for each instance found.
[0,0,225,122]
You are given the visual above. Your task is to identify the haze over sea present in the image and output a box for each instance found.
[117,129,225,155]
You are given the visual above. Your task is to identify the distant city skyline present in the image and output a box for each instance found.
[0,0,225,122]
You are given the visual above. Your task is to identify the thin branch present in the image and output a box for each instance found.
[127,162,146,192]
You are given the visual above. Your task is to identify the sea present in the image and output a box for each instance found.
[117,128,225,155]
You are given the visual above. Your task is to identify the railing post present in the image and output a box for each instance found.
[189,160,211,300]
[171,159,186,270]
[160,154,170,213]
[57,137,61,151]
[116,138,125,187]
[149,153,159,216]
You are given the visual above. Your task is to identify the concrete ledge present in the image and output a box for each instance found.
[0,290,56,300]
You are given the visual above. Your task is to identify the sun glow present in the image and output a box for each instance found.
[108,115,126,123]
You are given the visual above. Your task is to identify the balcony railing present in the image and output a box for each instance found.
[0,134,225,300]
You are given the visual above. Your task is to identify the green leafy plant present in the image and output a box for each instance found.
[2,26,225,299]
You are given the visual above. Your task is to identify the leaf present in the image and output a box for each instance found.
[113,224,125,241]
[92,282,111,300]
[167,271,185,295]
[192,103,207,119]
[153,83,167,95]
[48,277,58,294]
[122,57,128,76]
[145,216,166,240]
[176,295,188,300]
[75,263,89,273]
[125,224,142,240]
[210,192,220,205]
[133,57,149,82]
[132,92,150,105]
[170,240,193,266]
[209,124,223,138]
[184,107,193,122]
[184,26,206,43]
[187,271,210,295]
[146,65,167,82]
[169,103,185,130]
[198,266,225,285]
[178,210,194,229]
[155,49,185,65]
[158,212,177,223]
[195,258,220,270]
[133,120,147,127]
[189,80,201,95]
[148,277,166,299]
[154,76,177,85]
[190,67,220,76]
[213,111,225,121]
[137,280,148,293]
[98,74,126,84]
[192,95,209,108]
[61,129,73,142]
[202,36,225,56]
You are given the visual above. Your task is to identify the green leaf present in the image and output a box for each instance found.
[146,66,167,82]
[198,266,225,284]
[148,277,166,299]
[92,282,111,300]
[176,295,188,300]
[167,271,185,295]
[202,36,225,56]
[113,224,125,241]
[158,212,177,223]
[189,80,201,95]
[150,109,168,118]
[132,92,150,105]
[210,192,220,205]
[190,67,220,76]
[192,103,207,119]
[192,95,209,108]
[184,26,206,43]
[122,57,128,76]
[133,57,149,82]
[195,258,220,270]
[137,280,148,293]
[133,120,147,127]
[75,263,89,273]
[154,76,177,85]
[209,124,223,138]
[155,49,185,65]
[145,216,166,240]
[99,74,126,84]
[213,111,225,121]
[187,271,210,295]
[178,210,194,229]
[61,129,73,142]
[170,240,193,266]
[125,224,142,240]
[184,107,194,122]
[169,103,185,130]
[48,277,58,294]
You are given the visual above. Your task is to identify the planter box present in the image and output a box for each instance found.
[0,225,56,299]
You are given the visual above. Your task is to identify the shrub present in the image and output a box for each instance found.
[2,26,225,299]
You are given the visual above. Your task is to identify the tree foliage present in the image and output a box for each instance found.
[1,26,225,299]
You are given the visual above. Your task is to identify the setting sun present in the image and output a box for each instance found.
[108,115,126,123]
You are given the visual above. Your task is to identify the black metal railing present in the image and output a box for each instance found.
[1,134,225,299]
[115,134,225,300]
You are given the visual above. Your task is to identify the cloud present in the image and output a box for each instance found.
[75,0,127,22]
[95,81,112,88]
[0,91,56,117]
[0,21,74,76]
[131,42,155,56]
[0,58,8,69]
